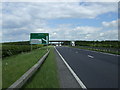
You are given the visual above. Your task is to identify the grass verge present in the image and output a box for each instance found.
[23,47,60,88]
[2,48,47,88]
[71,46,119,55]
[0,59,2,89]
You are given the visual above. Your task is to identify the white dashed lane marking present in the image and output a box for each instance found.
[88,55,94,58]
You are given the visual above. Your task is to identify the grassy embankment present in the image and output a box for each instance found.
[23,47,60,88]
[73,41,119,55]
[0,44,2,89]
[71,46,119,55]
[0,59,2,89]
[64,41,119,55]
[2,48,47,88]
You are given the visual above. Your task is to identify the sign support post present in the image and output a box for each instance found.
[31,44,32,51]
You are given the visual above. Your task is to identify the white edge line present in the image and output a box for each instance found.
[54,46,87,89]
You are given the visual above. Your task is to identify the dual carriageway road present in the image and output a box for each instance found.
[55,46,119,88]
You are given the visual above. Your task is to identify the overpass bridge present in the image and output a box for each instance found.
[49,40,81,42]
[49,40,79,46]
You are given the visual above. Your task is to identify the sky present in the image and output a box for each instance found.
[1,2,119,42]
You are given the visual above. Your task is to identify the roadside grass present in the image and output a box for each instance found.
[23,47,60,88]
[71,46,119,55]
[0,44,2,89]
[2,48,47,88]
[0,59,2,89]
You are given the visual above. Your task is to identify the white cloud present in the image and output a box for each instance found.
[102,20,118,27]
[2,2,118,42]
[99,29,118,40]
[2,2,117,20]
[2,2,117,30]
[74,26,101,34]
[2,23,118,41]
[100,33,104,36]
[2,0,119,2]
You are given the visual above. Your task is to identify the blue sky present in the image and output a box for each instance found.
[47,12,117,28]
[1,2,118,42]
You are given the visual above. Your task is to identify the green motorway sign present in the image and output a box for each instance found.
[30,33,49,44]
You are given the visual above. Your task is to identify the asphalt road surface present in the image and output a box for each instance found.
[56,46,119,88]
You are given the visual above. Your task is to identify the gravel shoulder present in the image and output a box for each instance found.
[54,48,81,88]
